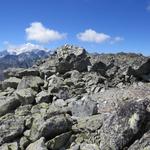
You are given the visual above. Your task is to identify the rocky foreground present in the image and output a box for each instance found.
[1,45,150,150]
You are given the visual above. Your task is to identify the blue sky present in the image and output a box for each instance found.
[0,0,150,55]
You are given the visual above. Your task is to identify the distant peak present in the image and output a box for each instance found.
[6,43,47,55]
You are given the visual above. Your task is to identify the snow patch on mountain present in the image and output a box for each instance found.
[5,43,47,55]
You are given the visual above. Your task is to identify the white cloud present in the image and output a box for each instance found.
[77,29,111,43]
[25,22,66,43]
[77,29,123,44]
[110,36,124,44]
[4,42,46,55]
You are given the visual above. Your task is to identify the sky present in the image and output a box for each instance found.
[0,0,150,55]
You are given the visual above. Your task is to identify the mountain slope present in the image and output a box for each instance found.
[0,49,50,80]
[1,45,150,149]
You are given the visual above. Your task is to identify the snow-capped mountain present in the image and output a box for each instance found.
[6,43,48,55]
[0,43,51,80]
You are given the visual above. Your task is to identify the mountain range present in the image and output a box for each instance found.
[0,47,50,80]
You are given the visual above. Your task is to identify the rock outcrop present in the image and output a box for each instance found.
[1,45,150,150]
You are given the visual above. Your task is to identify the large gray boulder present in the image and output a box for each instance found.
[56,45,86,59]
[90,61,107,76]
[46,131,71,150]
[127,58,150,82]
[2,77,21,90]
[29,114,73,141]
[56,45,91,73]
[0,113,24,146]
[3,68,24,79]
[0,96,20,117]
[48,75,68,98]
[17,76,44,91]
[71,95,98,117]
[17,68,40,78]
[38,56,58,74]
[99,98,150,150]
[72,114,103,133]
[15,88,37,105]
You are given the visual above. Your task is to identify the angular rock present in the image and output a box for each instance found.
[70,70,81,82]
[17,76,44,91]
[84,72,105,87]
[128,131,150,150]
[15,105,32,117]
[0,113,24,145]
[0,142,18,150]
[40,69,53,79]
[56,61,73,74]
[17,68,40,78]
[53,99,67,108]
[72,114,103,133]
[3,68,24,79]
[47,132,71,150]
[46,104,70,118]
[127,58,150,82]
[19,136,30,150]
[31,102,49,118]
[56,45,91,73]
[71,95,98,117]
[56,45,86,59]
[91,61,107,76]
[0,96,20,117]
[15,88,37,105]
[99,99,150,150]
[48,74,63,88]
[50,86,69,100]
[73,57,91,72]
[2,77,21,89]
[29,114,73,141]
[38,56,58,74]
[0,87,15,97]
[35,91,52,104]
[26,137,47,150]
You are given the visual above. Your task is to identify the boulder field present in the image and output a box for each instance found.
[1,45,150,150]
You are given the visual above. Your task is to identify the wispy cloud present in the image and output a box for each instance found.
[146,3,150,11]
[110,36,124,44]
[25,22,67,43]
[77,29,123,44]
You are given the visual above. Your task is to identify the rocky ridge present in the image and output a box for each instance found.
[1,45,150,149]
